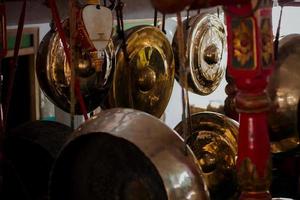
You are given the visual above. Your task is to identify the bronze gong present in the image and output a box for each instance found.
[175,112,239,199]
[173,13,227,96]
[105,26,175,118]
[267,34,300,153]
[49,108,209,200]
[36,20,114,114]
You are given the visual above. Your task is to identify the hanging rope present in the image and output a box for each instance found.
[3,0,27,132]
[154,9,158,27]
[274,6,283,61]
[48,0,89,124]
[176,12,192,152]
[115,0,134,107]
[69,0,76,129]
[185,9,190,30]
[116,0,125,41]
[161,14,166,34]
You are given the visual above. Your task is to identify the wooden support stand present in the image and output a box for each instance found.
[225,1,274,199]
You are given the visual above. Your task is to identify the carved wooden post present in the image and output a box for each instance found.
[225,1,274,199]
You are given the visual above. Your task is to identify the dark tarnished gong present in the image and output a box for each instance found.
[268,34,300,153]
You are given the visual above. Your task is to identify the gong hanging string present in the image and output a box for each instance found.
[116,0,134,107]
[161,13,166,34]
[48,0,89,126]
[3,0,27,132]
[185,9,190,30]
[274,5,283,61]
[69,0,76,129]
[153,9,158,27]
[176,12,192,150]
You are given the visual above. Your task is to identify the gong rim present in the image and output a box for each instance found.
[49,108,209,200]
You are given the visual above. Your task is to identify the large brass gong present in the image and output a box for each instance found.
[36,20,114,114]
[50,108,209,200]
[105,26,175,118]
[175,112,239,199]
[173,13,227,96]
[267,34,300,153]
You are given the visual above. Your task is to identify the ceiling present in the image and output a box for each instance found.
[5,0,156,25]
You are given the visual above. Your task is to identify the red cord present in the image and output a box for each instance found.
[3,0,27,131]
[48,0,89,120]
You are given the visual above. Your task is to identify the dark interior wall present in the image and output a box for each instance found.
[5,0,156,25]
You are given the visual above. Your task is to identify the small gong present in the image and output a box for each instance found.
[173,13,227,96]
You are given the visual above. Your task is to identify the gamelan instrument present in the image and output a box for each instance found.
[4,121,72,200]
[36,17,114,114]
[267,34,300,153]
[104,26,175,118]
[172,13,227,96]
[225,33,300,153]
[174,112,239,199]
[49,108,209,200]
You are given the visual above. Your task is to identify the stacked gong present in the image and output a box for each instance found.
[3,120,73,200]
[33,1,244,200]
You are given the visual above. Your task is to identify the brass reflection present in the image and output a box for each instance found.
[36,20,114,114]
[50,108,210,200]
[175,112,239,199]
[173,13,227,96]
[267,34,300,153]
[105,26,175,118]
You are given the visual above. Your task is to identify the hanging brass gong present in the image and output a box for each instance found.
[267,34,300,153]
[105,26,175,118]
[36,20,114,114]
[174,112,239,199]
[173,13,227,96]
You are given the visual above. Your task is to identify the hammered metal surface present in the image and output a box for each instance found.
[173,13,227,96]
[105,26,175,118]
[175,112,239,200]
[36,20,114,114]
[267,34,300,153]
[50,108,209,200]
